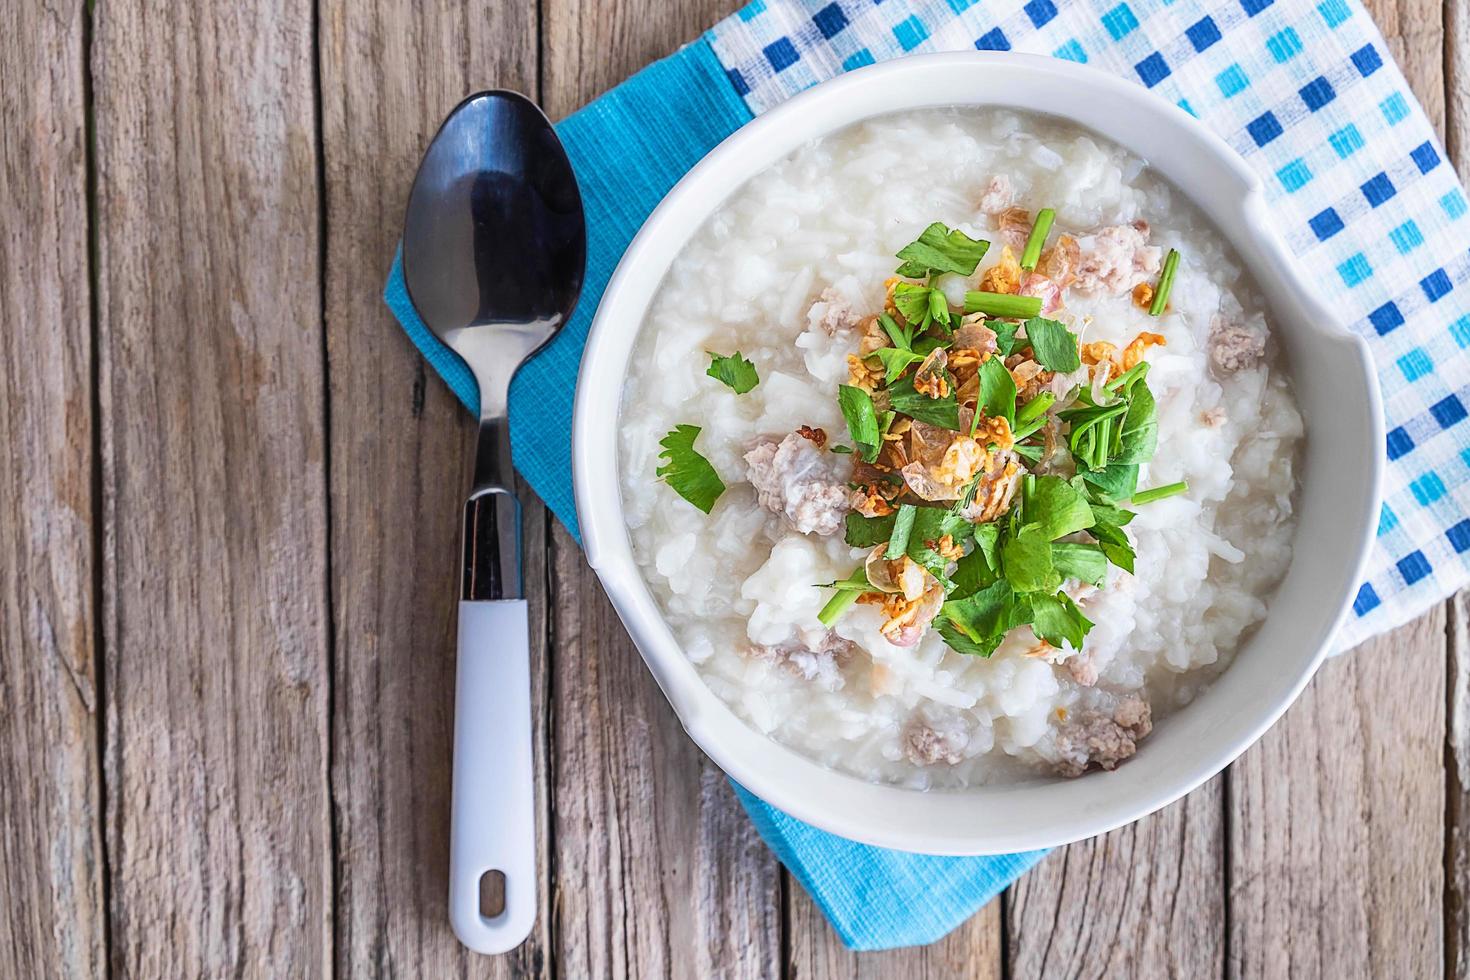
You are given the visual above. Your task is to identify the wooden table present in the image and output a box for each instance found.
[3,0,1466,975]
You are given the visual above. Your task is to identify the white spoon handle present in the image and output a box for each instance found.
[448,599,536,954]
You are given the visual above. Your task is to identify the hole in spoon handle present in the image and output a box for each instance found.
[449,599,536,954]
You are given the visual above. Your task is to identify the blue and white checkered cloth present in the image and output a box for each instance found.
[387,0,1469,950]
[709,0,1470,649]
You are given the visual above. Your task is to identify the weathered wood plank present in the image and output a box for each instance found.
[0,2,106,976]
[1229,2,1448,975]
[318,0,552,975]
[547,536,783,979]
[788,889,1001,980]
[1449,0,1468,176]
[1445,0,1469,970]
[1228,615,1445,979]
[1452,588,1470,980]
[92,0,332,973]
[1010,1,1450,972]
[1006,779,1225,979]
[542,3,782,977]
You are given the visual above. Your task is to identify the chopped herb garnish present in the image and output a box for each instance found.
[893,282,952,331]
[988,318,1021,356]
[950,525,1000,598]
[1112,381,1158,464]
[893,283,932,328]
[1021,317,1081,373]
[1105,360,1149,393]
[1051,542,1108,588]
[1010,416,1048,442]
[964,291,1042,319]
[817,567,874,590]
[1058,372,1155,474]
[905,508,973,588]
[1013,443,1044,463]
[895,223,990,278]
[1131,480,1189,505]
[1002,525,1059,593]
[976,356,1017,431]
[769,213,1177,656]
[936,617,1005,657]
[1014,391,1055,428]
[1149,248,1180,316]
[1082,462,1140,500]
[1020,208,1055,271]
[885,504,918,559]
[875,346,925,383]
[1088,508,1136,574]
[816,566,873,627]
[1062,397,1128,471]
[818,589,860,627]
[837,385,882,462]
[1019,474,1095,542]
[888,375,962,430]
[942,579,1030,644]
[1029,592,1093,650]
[951,472,985,516]
[879,312,913,351]
[655,424,726,514]
[705,351,759,393]
[845,511,896,547]
[829,444,853,454]
[911,334,952,357]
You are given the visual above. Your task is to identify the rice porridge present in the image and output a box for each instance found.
[617,108,1303,788]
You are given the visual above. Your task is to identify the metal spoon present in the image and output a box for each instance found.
[402,90,585,955]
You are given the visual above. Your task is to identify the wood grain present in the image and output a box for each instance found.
[0,1,106,976]
[1006,780,1225,979]
[1228,613,1446,979]
[4,0,1463,975]
[541,5,782,977]
[91,0,332,974]
[546,538,783,979]
[787,889,1001,980]
[1225,3,1448,977]
[1449,0,1468,176]
[1451,591,1469,980]
[1447,8,1470,976]
[543,0,741,117]
[318,0,552,976]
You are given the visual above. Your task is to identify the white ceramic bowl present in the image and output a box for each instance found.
[572,52,1383,855]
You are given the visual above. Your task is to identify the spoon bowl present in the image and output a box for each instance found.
[405,90,584,343]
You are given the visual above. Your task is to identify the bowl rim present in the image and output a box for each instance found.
[572,51,1384,854]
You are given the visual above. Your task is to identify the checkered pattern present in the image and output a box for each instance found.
[709,0,1470,649]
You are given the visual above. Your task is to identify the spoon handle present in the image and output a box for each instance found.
[448,599,537,954]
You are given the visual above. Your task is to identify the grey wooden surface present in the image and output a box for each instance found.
[0,0,1463,975]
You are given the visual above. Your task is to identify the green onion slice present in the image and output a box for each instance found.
[1014,391,1055,427]
[1105,360,1149,393]
[1149,249,1180,316]
[817,588,861,627]
[1131,480,1189,505]
[964,291,1042,319]
[1020,208,1055,271]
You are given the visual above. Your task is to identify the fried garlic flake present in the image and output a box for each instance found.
[846,354,882,392]
[979,245,1022,295]
[913,348,950,399]
[973,415,1015,452]
[1122,330,1167,370]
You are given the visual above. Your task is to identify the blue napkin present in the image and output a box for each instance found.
[386,0,1470,951]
